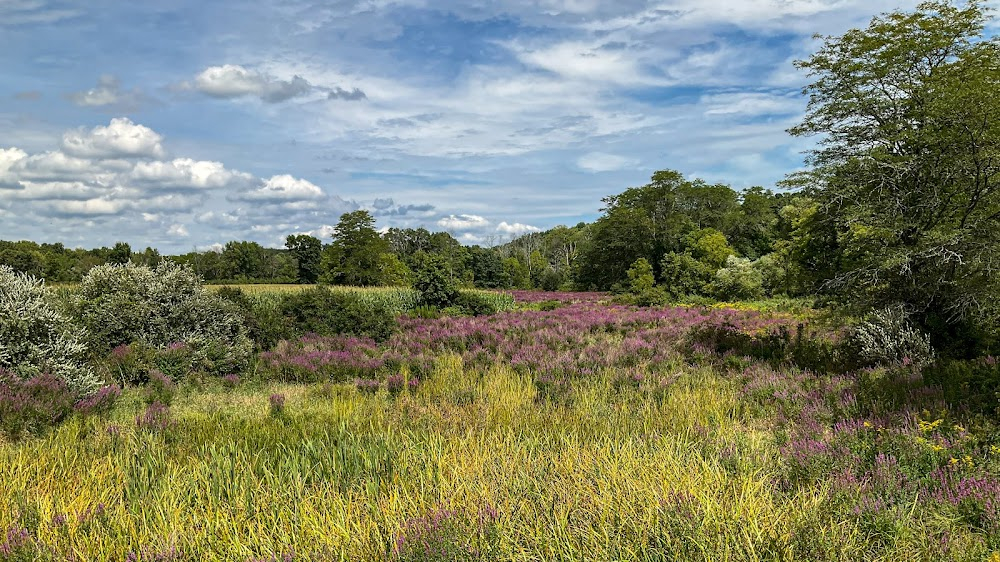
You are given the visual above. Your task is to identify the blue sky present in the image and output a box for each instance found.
[0,0,925,252]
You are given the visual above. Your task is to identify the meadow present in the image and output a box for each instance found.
[2,290,999,561]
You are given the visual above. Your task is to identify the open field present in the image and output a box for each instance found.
[2,296,999,561]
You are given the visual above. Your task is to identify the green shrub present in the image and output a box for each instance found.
[279,287,397,341]
[923,357,1000,414]
[72,262,252,377]
[850,305,934,368]
[454,290,515,316]
[0,266,100,395]
[414,253,459,308]
[539,268,565,292]
[711,256,764,300]
[660,252,712,298]
[215,287,290,350]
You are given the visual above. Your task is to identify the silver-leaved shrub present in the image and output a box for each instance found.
[0,265,101,395]
[852,304,935,368]
[73,262,251,379]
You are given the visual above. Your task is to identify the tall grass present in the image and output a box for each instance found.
[3,353,997,559]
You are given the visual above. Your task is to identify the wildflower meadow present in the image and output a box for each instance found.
[2,288,999,560]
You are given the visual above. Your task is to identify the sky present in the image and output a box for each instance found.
[0,0,927,253]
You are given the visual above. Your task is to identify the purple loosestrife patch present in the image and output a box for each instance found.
[0,372,76,437]
[74,384,121,416]
[0,525,32,558]
[136,401,173,432]
[262,300,793,386]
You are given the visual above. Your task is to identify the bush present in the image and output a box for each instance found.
[0,266,100,395]
[215,287,290,351]
[660,252,712,298]
[279,287,397,341]
[850,305,935,368]
[73,262,252,377]
[414,253,459,308]
[0,371,75,438]
[711,256,764,301]
[923,357,1000,414]
[539,268,565,292]
[453,290,515,316]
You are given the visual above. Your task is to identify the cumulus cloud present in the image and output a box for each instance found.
[437,214,490,231]
[131,158,253,190]
[61,118,165,159]
[0,118,356,246]
[191,65,314,103]
[167,223,189,237]
[236,174,324,201]
[67,75,148,111]
[496,221,541,236]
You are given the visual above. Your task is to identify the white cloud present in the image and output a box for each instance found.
[48,198,128,216]
[496,221,541,235]
[191,65,313,103]
[167,223,189,237]
[437,214,490,230]
[132,158,251,190]
[577,152,637,173]
[61,118,165,159]
[67,75,147,110]
[238,174,325,201]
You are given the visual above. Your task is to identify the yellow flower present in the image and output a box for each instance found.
[863,421,872,428]
[931,445,944,452]
[949,457,959,465]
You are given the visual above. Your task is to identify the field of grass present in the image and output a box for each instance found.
[2,297,999,561]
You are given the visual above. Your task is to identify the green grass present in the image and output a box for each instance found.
[3,353,995,560]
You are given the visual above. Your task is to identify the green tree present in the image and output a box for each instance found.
[626,258,656,294]
[285,234,322,284]
[107,242,132,265]
[685,228,735,270]
[321,210,390,286]
[789,0,1000,344]
[413,252,459,307]
[659,252,712,298]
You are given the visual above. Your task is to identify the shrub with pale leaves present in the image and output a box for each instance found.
[73,262,252,377]
[0,266,100,395]
[851,305,934,368]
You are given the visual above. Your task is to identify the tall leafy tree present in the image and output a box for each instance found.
[285,234,322,284]
[789,0,1000,340]
[321,210,390,286]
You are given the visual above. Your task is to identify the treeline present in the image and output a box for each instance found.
[0,175,791,293]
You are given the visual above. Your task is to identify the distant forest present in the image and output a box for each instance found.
[0,170,794,295]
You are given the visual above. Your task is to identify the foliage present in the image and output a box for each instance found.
[72,262,252,377]
[659,252,711,298]
[0,372,76,438]
[453,290,515,316]
[850,305,935,368]
[321,210,391,286]
[711,256,765,301]
[284,234,322,284]
[789,0,1000,348]
[4,301,1000,559]
[923,356,1000,414]
[278,287,398,341]
[0,266,100,395]
[413,252,459,308]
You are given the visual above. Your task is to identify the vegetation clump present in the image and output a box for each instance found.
[72,261,252,376]
[0,265,100,395]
